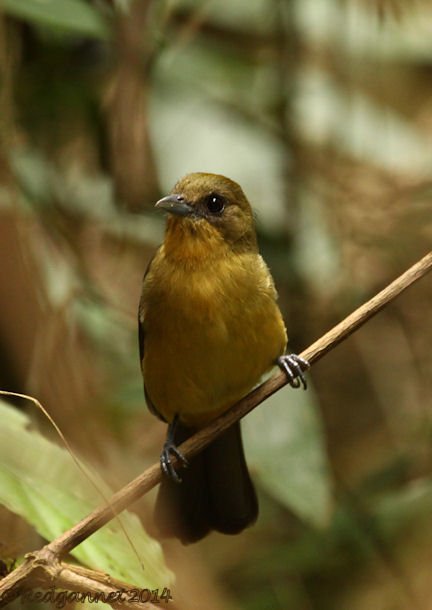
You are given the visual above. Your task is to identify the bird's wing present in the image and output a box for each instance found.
[138,311,145,364]
[138,251,166,422]
[138,253,154,366]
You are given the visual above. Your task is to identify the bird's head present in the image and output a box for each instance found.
[155,173,258,255]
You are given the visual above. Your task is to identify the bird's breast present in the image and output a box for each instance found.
[142,252,287,426]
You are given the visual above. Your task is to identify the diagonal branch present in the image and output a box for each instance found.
[39,250,432,556]
[0,250,430,607]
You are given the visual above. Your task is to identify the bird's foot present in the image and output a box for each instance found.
[277,354,310,390]
[160,441,189,483]
[160,415,189,483]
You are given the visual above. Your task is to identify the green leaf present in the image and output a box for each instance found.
[1,0,109,39]
[243,382,333,527]
[0,399,173,587]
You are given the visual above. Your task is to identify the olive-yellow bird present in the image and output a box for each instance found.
[139,172,308,543]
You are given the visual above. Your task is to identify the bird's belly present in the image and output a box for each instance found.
[143,295,286,426]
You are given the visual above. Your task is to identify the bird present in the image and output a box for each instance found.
[138,172,308,544]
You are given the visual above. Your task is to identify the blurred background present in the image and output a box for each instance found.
[0,0,431,608]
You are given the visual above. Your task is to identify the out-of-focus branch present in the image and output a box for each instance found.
[104,0,160,210]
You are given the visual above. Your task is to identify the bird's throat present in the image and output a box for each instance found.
[163,217,227,267]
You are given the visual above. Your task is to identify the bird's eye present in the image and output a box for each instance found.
[205,194,225,214]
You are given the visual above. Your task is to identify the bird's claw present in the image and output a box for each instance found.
[277,354,310,390]
[160,441,189,484]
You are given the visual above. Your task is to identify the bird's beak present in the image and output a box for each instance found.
[155,194,194,217]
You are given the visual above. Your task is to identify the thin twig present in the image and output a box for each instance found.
[0,250,430,607]
[0,557,159,610]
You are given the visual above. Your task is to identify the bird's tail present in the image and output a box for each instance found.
[153,421,258,544]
